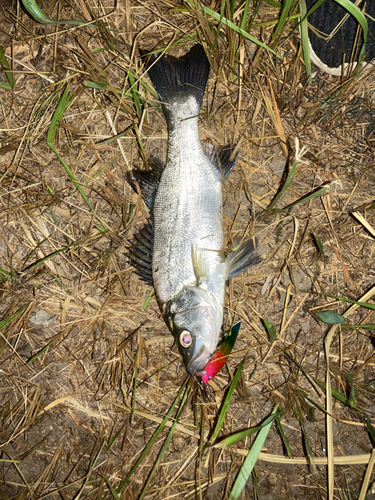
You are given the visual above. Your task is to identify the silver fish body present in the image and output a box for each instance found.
[129,45,260,377]
[153,95,226,374]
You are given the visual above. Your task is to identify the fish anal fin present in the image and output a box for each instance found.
[203,143,238,179]
[226,238,261,279]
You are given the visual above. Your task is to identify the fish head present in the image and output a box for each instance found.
[165,285,222,376]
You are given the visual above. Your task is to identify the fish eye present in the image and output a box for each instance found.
[179,330,192,348]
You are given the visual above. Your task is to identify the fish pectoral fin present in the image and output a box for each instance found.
[226,238,262,279]
[127,155,164,209]
[191,244,209,285]
[203,143,238,179]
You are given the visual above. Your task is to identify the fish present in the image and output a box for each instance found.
[128,44,261,380]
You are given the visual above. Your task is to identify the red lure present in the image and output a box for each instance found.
[199,323,240,383]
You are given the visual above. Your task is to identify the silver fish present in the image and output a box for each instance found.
[128,45,260,378]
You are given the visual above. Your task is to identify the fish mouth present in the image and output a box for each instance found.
[186,344,211,376]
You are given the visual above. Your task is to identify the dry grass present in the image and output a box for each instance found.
[0,0,374,499]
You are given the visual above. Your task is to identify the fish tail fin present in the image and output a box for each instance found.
[141,45,210,109]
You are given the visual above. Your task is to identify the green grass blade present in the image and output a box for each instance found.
[333,0,368,65]
[106,478,121,499]
[0,304,28,329]
[299,0,311,83]
[47,87,106,230]
[272,0,294,41]
[22,240,81,272]
[98,124,134,146]
[20,0,99,27]
[131,353,139,424]
[344,324,375,330]
[128,71,142,118]
[22,237,48,269]
[275,416,292,456]
[138,384,189,500]
[263,0,282,6]
[0,268,11,279]
[283,351,324,395]
[211,356,247,442]
[214,410,283,448]
[253,13,301,29]
[298,389,329,415]
[18,438,47,463]
[184,0,281,58]
[83,80,108,90]
[46,86,71,145]
[105,424,126,449]
[279,182,335,211]
[364,415,375,446]
[141,288,154,310]
[296,408,315,463]
[228,405,278,500]
[91,47,107,54]
[116,378,188,493]
[308,292,375,311]
[26,343,52,364]
[314,378,361,411]
[267,157,297,211]
[229,0,236,22]
[304,0,326,18]
[0,46,15,89]
[284,351,360,411]
[240,0,250,31]
[133,71,157,97]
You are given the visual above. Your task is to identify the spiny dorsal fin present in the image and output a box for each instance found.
[128,219,153,285]
[203,143,238,179]
[127,156,164,209]
[226,238,261,279]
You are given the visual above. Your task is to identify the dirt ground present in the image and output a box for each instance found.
[0,1,374,499]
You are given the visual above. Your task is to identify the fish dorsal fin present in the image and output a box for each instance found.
[128,220,153,285]
[226,238,262,279]
[127,156,164,209]
[203,143,238,179]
